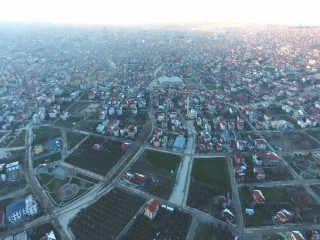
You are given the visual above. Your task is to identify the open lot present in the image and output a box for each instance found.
[285,154,320,179]
[144,149,181,172]
[33,152,62,167]
[68,102,91,115]
[32,126,62,146]
[239,186,320,227]
[64,136,125,175]
[187,157,232,218]
[70,188,145,240]
[121,207,192,240]
[66,131,87,151]
[263,131,320,153]
[307,129,320,142]
[55,116,83,129]
[192,157,231,190]
[194,222,234,240]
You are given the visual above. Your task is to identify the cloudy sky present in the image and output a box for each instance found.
[0,0,319,25]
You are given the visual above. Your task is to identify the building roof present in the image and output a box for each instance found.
[173,135,185,149]
[253,190,266,203]
[291,231,305,240]
[6,199,26,217]
[146,199,159,213]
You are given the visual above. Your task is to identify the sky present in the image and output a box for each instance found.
[0,0,319,25]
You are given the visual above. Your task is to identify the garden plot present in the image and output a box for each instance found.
[70,188,145,240]
[64,136,125,175]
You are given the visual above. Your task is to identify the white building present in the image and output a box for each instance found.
[6,195,38,223]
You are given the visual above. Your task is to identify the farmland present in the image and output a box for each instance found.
[64,136,125,175]
[70,188,145,240]
[121,208,192,240]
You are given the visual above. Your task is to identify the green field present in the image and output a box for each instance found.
[144,150,181,171]
[0,132,8,139]
[33,126,62,146]
[66,131,86,151]
[9,130,26,147]
[192,157,231,190]
[33,152,62,167]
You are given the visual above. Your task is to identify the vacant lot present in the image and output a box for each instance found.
[66,131,87,151]
[192,157,231,190]
[68,102,91,115]
[121,208,192,240]
[64,136,125,175]
[143,149,181,172]
[33,126,62,146]
[263,132,320,153]
[70,188,145,240]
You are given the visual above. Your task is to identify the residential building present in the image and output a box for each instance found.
[274,209,293,224]
[221,208,235,223]
[253,167,266,180]
[145,199,159,220]
[253,190,266,204]
[6,195,38,223]
[234,152,244,165]
[173,135,185,152]
[290,231,305,240]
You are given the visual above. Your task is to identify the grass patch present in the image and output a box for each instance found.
[38,173,55,186]
[9,149,26,161]
[144,149,181,171]
[33,126,62,146]
[76,173,99,184]
[46,177,70,192]
[66,131,86,151]
[9,130,26,147]
[33,152,61,167]
[192,157,231,190]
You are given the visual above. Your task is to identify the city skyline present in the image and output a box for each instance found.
[0,0,319,26]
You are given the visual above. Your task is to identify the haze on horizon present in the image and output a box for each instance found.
[0,0,319,26]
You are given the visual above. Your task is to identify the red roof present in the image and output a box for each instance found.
[291,231,305,240]
[255,139,267,145]
[253,190,265,203]
[146,199,159,213]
